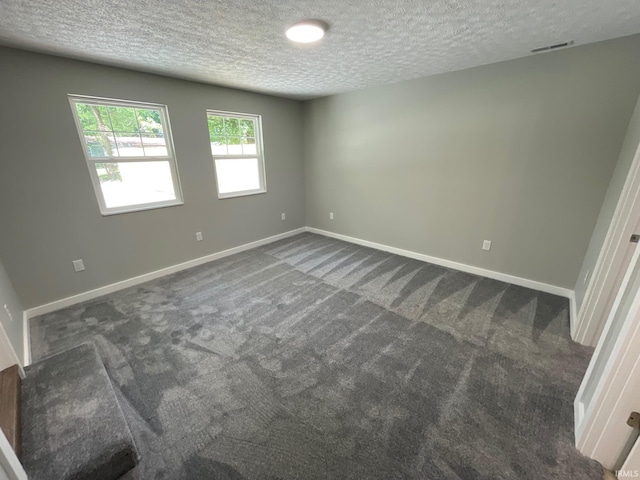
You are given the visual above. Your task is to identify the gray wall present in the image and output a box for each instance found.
[0,47,305,308]
[0,259,24,365]
[574,97,640,309]
[304,34,640,289]
[2,35,640,310]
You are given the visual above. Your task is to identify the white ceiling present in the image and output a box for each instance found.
[1,0,639,99]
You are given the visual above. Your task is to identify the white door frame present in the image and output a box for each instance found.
[621,430,640,477]
[575,120,640,346]
[575,242,640,468]
[0,431,26,480]
[0,326,25,480]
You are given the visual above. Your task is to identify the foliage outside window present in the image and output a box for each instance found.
[69,95,183,215]
[207,110,266,198]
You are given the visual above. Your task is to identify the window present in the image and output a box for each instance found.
[207,110,266,198]
[69,95,183,215]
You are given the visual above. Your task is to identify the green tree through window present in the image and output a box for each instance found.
[74,103,166,181]
[69,95,183,215]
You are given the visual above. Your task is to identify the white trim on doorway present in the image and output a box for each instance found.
[0,430,26,480]
[575,128,640,346]
[575,241,640,469]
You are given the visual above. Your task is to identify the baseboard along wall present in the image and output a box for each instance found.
[22,226,576,365]
[306,227,574,298]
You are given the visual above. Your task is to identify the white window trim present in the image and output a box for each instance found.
[68,94,184,216]
[207,109,267,199]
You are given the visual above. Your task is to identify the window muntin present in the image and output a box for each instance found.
[207,111,266,198]
[69,95,183,215]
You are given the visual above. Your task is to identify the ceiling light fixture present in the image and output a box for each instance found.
[286,20,328,44]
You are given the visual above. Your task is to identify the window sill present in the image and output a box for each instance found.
[100,200,184,216]
[217,189,267,200]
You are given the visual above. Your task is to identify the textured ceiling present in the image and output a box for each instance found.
[1,0,640,99]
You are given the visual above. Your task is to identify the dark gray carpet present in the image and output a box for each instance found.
[22,343,138,480]
[30,233,601,479]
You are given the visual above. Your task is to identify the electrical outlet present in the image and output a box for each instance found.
[72,259,85,272]
[584,269,591,285]
[281,213,286,221]
[330,212,334,220]
[482,240,492,251]
[196,232,203,242]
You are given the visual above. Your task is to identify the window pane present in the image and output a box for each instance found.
[207,115,259,157]
[114,132,144,157]
[242,137,257,155]
[224,118,239,135]
[210,136,227,155]
[75,103,169,159]
[207,115,225,137]
[107,106,138,132]
[83,131,113,157]
[239,119,255,137]
[215,158,261,195]
[141,132,168,156]
[97,161,176,208]
[137,109,164,136]
[92,105,112,131]
[226,136,243,155]
[75,104,99,131]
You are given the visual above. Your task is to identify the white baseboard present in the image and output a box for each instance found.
[22,312,31,367]
[24,227,306,324]
[23,225,580,366]
[569,291,578,341]
[305,227,574,300]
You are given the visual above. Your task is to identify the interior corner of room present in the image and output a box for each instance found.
[1,12,640,479]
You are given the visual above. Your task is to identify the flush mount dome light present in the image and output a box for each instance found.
[286,20,327,43]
